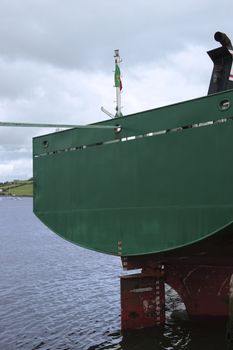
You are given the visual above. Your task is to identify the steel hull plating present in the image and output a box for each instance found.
[33,90,233,256]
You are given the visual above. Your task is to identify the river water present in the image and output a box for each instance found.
[0,197,228,349]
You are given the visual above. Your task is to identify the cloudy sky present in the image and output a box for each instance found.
[0,0,232,181]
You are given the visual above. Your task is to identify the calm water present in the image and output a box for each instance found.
[0,197,227,350]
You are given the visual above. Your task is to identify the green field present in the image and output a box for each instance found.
[0,180,33,197]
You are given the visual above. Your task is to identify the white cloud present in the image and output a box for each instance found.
[0,158,32,182]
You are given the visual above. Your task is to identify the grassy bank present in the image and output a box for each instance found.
[0,179,33,197]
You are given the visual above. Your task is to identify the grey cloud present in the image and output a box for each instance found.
[0,145,31,161]
[0,0,231,71]
[0,0,232,181]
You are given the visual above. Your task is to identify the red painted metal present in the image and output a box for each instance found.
[166,262,231,319]
[121,269,165,330]
[121,256,233,330]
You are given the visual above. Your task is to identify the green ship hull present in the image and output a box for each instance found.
[33,90,233,256]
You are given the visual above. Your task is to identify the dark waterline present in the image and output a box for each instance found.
[0,197,227,349]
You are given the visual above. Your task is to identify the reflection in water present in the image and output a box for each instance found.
[91,321,227,350]
[0,197,228,350]
[120,326,189,350]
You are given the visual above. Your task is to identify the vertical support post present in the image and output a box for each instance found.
[114,49,123,118]
[120,271,165,330]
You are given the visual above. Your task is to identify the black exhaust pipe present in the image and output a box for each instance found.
[207,32,233,95]
[214,31,233,49]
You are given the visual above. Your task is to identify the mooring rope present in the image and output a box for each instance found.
[0,121,118,129]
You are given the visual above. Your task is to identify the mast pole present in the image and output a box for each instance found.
[114,49,122,118]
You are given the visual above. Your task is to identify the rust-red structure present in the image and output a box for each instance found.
[121,228,233,330]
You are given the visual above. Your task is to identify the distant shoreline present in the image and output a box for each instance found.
[0,179,33,197]
[0,194,33,198]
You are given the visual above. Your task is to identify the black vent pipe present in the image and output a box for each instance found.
[207,32,233,95]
